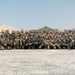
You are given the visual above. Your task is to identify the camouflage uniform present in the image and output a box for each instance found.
[14,36,20,49]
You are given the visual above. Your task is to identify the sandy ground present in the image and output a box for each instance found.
[0,50,75,75]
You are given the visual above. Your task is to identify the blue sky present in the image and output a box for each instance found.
[0,0,75,30]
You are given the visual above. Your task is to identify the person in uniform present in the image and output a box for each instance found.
[14,36,20,49]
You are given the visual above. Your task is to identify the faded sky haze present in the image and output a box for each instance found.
[0,0,75,30]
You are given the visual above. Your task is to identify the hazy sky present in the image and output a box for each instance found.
[0,0,75,30]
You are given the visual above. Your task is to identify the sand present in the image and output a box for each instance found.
[0,50,75,75]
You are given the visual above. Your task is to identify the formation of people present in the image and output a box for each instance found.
[0,29,75,50]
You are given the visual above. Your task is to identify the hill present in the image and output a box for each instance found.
[0,23,19,33]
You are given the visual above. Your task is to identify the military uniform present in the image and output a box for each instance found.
[14,36,20,49]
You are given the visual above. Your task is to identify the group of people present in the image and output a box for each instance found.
[0,29,75,50]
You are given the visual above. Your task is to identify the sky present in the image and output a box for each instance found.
[0,0,75,31]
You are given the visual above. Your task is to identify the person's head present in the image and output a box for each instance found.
[1,30,4,34]
[21,29,24,33]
